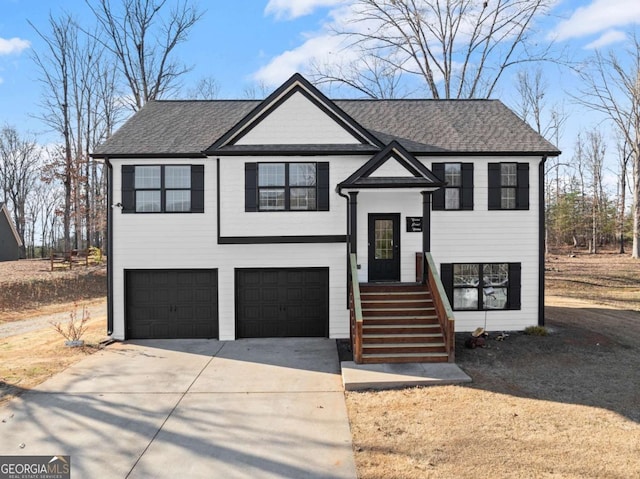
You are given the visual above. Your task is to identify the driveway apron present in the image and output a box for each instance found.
[0,338,357,479]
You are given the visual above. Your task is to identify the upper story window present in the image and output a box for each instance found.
[257,163,317,211]
[440,262,521,311]
[432,163,473,210]
[488,162,529,210]
[245,162,329,212]
[121,165,204,213]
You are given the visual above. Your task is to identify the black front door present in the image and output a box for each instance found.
[368,213,401,282]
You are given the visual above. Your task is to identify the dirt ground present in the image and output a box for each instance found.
[0,259,106,317]
[0,254,638,477]
[348,251,640,479]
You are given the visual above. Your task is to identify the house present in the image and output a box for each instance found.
[0,202,23,262]
[93,73,560,363]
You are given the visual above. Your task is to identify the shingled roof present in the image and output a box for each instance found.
[93,97,560,157]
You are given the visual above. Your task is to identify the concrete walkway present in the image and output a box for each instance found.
[0,339,356,479]
[341,361,472,391]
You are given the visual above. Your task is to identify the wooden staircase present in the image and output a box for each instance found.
[359,283,449,363]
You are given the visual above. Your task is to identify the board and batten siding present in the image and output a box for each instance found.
[110,157,349,340]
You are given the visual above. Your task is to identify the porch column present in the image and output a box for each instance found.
[348,192,359,254]
[421,191,431,252]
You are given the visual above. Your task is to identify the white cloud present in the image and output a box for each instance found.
[584,29,627,49]
[0,37,30,55]
[253,34,348,86]
[0,77,4,85]
[553,0,640,41]
[265,0,346,20]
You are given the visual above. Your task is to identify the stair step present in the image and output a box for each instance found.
[361,300,433,307]
[361,352,449,364]
[361,292,431,299]
[362,323,441,334]
[362,342,444,353]
[363,308,436,315]
[362,317,439,325]
[360,284,426,293]
[363,334,443,344]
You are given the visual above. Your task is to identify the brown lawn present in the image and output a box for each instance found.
[347,251,640,479]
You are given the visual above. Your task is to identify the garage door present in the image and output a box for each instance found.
[126,269,218,339]
[236,268,329,338]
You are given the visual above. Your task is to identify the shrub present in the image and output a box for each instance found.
[51,303,91,343]
[524,325,549,336]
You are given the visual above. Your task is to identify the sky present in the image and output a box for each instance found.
[1,0,640,174]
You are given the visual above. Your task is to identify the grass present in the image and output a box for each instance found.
[0,306,107,406]
[347,251,640,479]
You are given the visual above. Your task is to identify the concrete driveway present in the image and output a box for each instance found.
[0,339,357,479]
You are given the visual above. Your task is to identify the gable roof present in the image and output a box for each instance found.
[339,141,445,190]
[0,202,23,247]
[206,73,384,151]
[93,77,560,158]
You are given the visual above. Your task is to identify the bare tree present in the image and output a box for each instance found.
[573,31,640,258]
[615,133,633,253]
[585,129,606,254]
[512,67,567,252]
[186,75,221,99]
[0,126,41,254]
[310,53,408,98]
[313,0,556,99]
[30,14,75,253]
[87,0,203,110]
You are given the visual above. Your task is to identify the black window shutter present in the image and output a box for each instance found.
[317,162,330,211]
[191,165,204,213]
[121,165,135,213]
[245,163,258,212]
[516,163,530,210]
[508,263,521,310]
[431,163,445,210]
[461,163,474,210]
[440,263,454,306]
[487,163,501,210]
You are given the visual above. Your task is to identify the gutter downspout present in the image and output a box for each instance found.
[538,156,547,327]
[337,186,351,309]
[105,157,114,336]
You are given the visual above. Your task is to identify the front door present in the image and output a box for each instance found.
[368,213,401,282]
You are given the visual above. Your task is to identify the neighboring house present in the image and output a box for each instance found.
[93,73,560,362]
[0,202,23,262]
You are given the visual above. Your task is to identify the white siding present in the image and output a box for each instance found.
[110,153,543,340]
[219,155,363,237]
[110,157,350,340]
[428,156,542,332]
[368,157,411,177]
[235,91,360,145]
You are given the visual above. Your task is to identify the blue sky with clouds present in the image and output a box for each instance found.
[1,0,640,166]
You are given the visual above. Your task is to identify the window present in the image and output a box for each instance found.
[432,163,473,210]
[121,165,204,213]
[488,162,529,210]
[245,162,329,212]
[255,163,317,211]
[441,262,521,311]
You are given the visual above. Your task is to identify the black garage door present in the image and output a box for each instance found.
[126,269,218,339]
[236,268,329,338]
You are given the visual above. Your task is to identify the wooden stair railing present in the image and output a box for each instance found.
[349,253,363,363]
[349,252,455,364]
[424,252,456,362]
